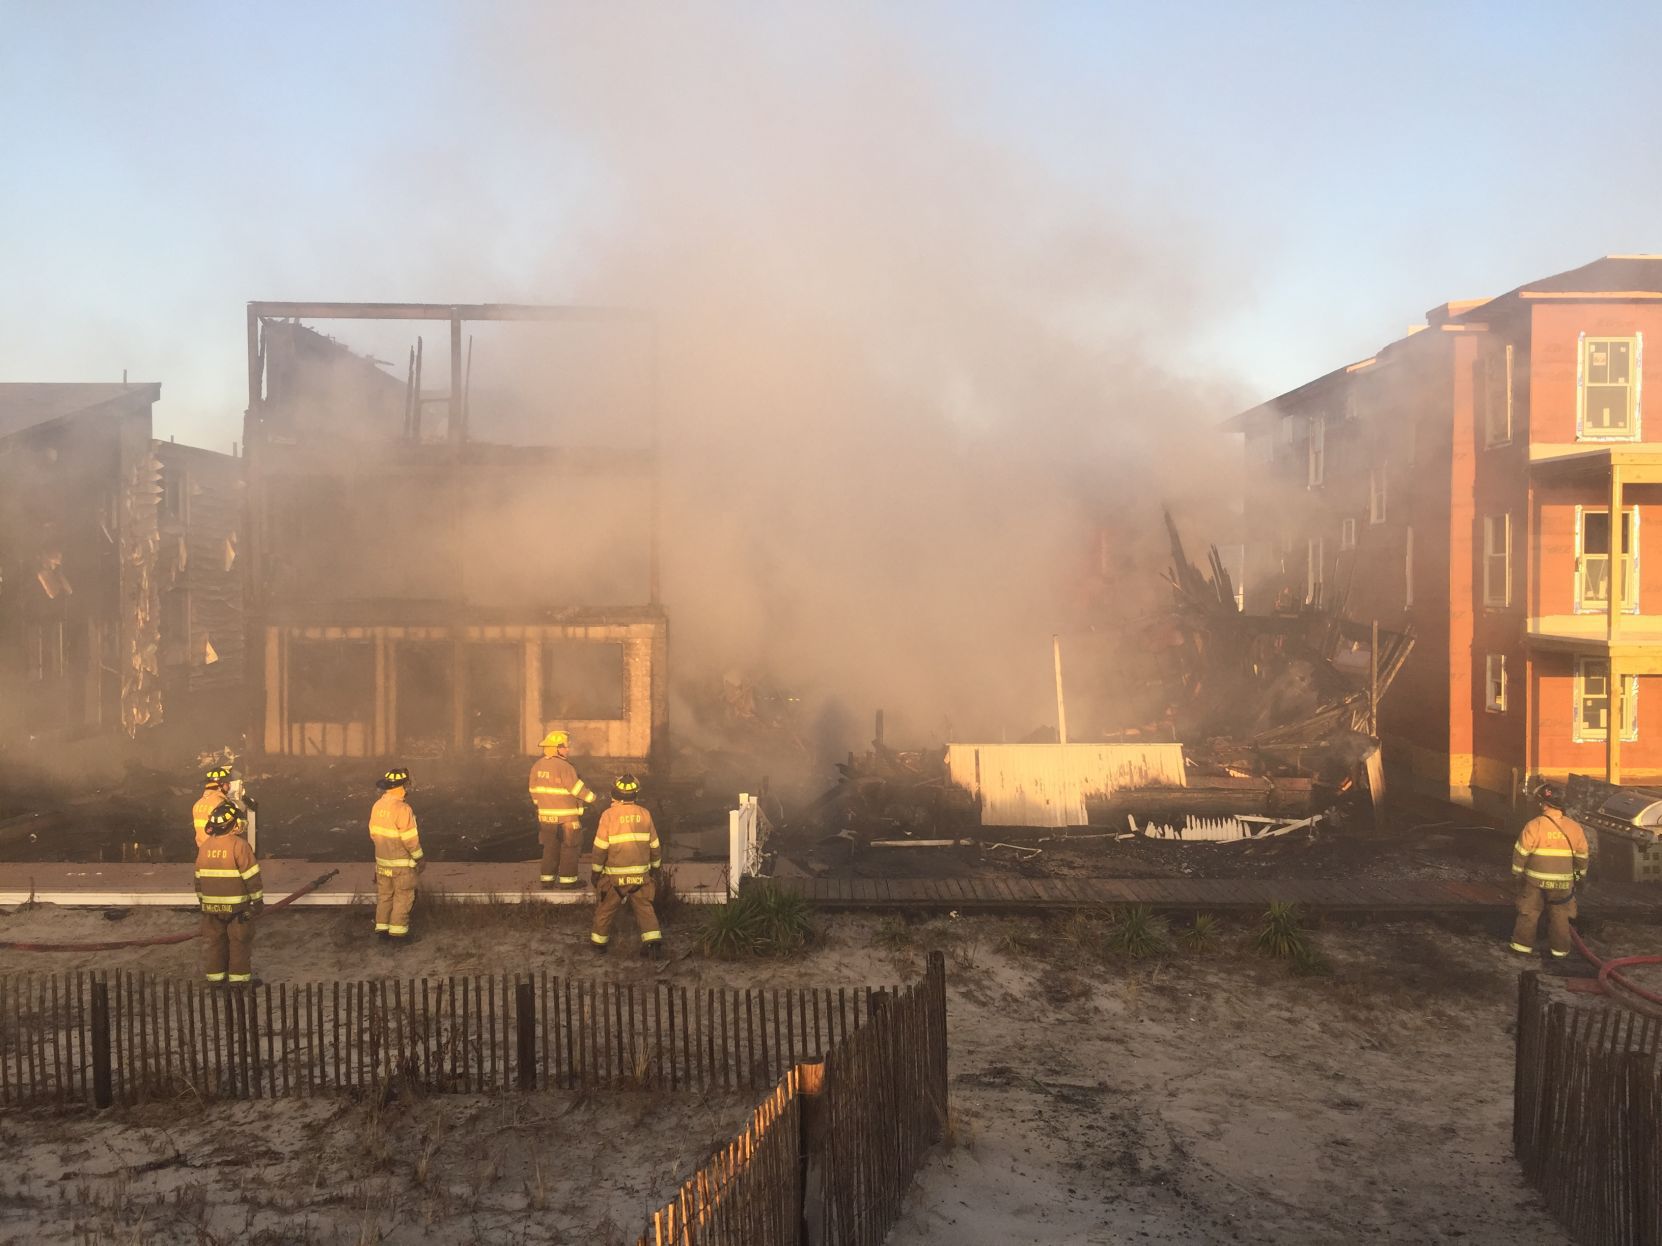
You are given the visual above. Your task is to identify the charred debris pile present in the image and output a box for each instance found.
[777,517,1413,875]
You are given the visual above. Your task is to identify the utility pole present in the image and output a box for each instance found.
[1052,634,1069,746]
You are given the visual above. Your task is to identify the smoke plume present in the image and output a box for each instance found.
[454,7,1250,751]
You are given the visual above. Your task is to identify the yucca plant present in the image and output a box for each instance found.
[1178,913,1220,954]
[694,898,763,959]
[1254,901,1311,960]
[751,883,814,955]
[694,883,814,958]
[1107,904,1168,959]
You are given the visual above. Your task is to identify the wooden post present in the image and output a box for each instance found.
[91,978,112,1109]
[1609,465,1624,643]
[1608,654,1624,785]
[1369,619,1380,737]
[927,949,948,1140]
[1051,634,1068,746]
[517,981,535,1091]
[797,1061,827,1246]
[448,311,464,444]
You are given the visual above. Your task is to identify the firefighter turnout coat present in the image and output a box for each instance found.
[370,790,424,872]
[1512,810,1590,889]
[592,802,662,884]
[529,754,596,824]
[195,833,263,915]
[192,787,225,849]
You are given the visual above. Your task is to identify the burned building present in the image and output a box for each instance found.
[242,303,668,768]
[0,384,244,748]
[1231,254,1662,811]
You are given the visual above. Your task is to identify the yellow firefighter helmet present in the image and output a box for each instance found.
[540,730,570,751]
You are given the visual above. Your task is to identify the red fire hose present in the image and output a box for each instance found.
[1570,925,1662,1010]
[0,868,341,952]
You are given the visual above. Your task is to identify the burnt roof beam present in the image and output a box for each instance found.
[247,301,650,323]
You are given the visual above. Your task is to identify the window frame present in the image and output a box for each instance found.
[1369,463,1388,525]
[1482,513,1512,609]
[1307,415,1326,488]
[1573,504,1641,614]
[1340,516,1357,551]
[1574,655,1638,743]
[1484,654,1508,713]
[1483,342,1514,448]
[1577,332,1643,442]
[1306,535,1324,606]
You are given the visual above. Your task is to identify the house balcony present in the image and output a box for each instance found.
[1526,614,1662,674]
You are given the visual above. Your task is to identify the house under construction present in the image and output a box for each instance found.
[241,303,668,768]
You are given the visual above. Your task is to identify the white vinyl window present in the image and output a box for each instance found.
[1483,514,1512,608]
[1574,656,1637,742]
[1369,463,1388,524]
[1307,416,1325,487]
[1574,505,1640,613]
[1307,536,1324,605]
[1340,516,1357,551]
[1483,343,1514,447]
[1578,334,1641,439]
[1279,414,1299,446]
[1485,654,1507,713]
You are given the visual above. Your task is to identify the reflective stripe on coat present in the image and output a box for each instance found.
[1511,811,1590,887]
[529,754,596,819]
[592,804,662,880]
[369,791,424,871]
[195,834,263,913]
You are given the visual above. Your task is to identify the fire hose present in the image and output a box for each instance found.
[0,868,341,952]
[1570,924,1662,1011]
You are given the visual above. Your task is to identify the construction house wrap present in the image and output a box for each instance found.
[241,303,668,767]
[946,742,1187,827]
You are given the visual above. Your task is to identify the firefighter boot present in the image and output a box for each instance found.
[643,942,665,961]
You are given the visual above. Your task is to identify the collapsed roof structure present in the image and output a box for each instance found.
[241,303,669,768]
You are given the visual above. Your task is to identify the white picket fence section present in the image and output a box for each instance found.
[727,792,771,897]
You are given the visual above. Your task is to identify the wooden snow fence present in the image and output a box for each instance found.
[1514,971,1662,1245]
[0,967,915,1107]
[637,950,949,1246]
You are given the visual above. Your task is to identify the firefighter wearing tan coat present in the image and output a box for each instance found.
[370,768,424,940]
[530,730,597,888]
[194,802,263,984]
[192,766,235,849]
[1510,780,1591,959]
[589,774,664,957]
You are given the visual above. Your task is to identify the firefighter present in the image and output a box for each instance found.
[589,774,664,957]
[192,766,234,849]
[529,730,597,889]
[194,801,263,985]
[1510,779,1591,960]
[370,767,424,941]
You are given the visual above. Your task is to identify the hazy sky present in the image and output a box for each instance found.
[3,1,1660,449]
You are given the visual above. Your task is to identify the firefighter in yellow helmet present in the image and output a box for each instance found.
[370,767,424,941]
[192,766,234,849]
[589,774,664,958]
[529,729,597,889]
[194,801,263,985]
[1510,779,1590,959]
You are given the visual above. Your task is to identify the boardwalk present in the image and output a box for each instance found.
[770,874,1661,916]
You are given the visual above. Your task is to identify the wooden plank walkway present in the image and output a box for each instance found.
[768,875,1662,917]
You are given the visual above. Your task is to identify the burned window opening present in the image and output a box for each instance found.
[543,640,626,720]
[289,639,373,724]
